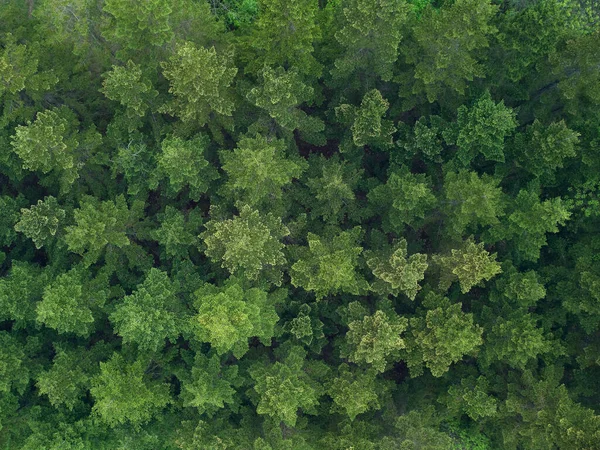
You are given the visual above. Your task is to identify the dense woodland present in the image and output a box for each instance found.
[0,0,600,448]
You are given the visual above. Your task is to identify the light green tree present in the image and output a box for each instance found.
[442,169,506,236]
[326,364,385,421]
[220,134,307,207]
[180,353,242,416]
[90,353,171,429]
[447,91,517,164]
[365,239,428,300]
[248,345,324,427]
[407,295,483,377]
[156,135,219,200]
[14,196,66,249]
[161,42,237,127]
[290,227,369,299]
[110,269,182,352]
[434,237,502,294]
[191,279,280,358]
[36,268,107,337]
[339,303,408,373]
[201,205,289,284]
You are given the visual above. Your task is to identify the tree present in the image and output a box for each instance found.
[14,196,66,249]
[156,135,219,200]
[331,0,410,85]
[365,239,428,300]
[241,0,321,78]
[302,154,364,224]
[368,167,437,232]
[290,227,369,299]
[36,343,107,411]
[180,352,242,416]
[245,66,325,142]
[248,345,324,427]
[446,91,517,165]
[201,205,289,285]
[326,364,386,421]
[10,107,81,187]
[151,206,202,260]
[90,353,171,429]
[0,262,49,326]
[442,169,506,237]
[335,89,396,150]
[406,294,483,377]
[479,308,552,369]
[102,0,174,56]
[434,237,502,294]
[64,195,140,266]
[101,60,158,125]
[160,42,237,127]
[36,268,107,336]
[190,279,280,357]
[338,302,408,373]
[488,185,571,262]
[398,0,498,106]
[513,119,579,178]
[444,376,498,421]
[219,134,307,207]
[110,268,182,352]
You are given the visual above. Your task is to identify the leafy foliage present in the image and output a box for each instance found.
[1,2,599,448]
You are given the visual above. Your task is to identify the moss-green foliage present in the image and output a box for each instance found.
[2,1,600,448]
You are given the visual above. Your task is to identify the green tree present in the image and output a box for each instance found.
[442,169,506,237]
[398,0,498,105]
[302,154,364,224]
[480,308,552,369]
[488,185,571,261]
[365,239,428,300]
[331,0,410,84]
[36,343,107,411]
[326,364,385,421]
[339,302,408,373]
[368,167,437,232]
[101,60,158,126]
[220,134,307,207]
[102,0,174,55]
[242,0,321,78]
[434,237,502,294]
[10,108,81,187]
[335,89,396,150]
[513,119,579,178]
[245,66,324,142]
[156,135,219,200]
[180,353,242,416]
[36,268,107,337]
[160,42,237,127]
[248,345,324,427]
[151,206,202,260]
[290,227,369,299]
[90,353,171,429]
[201,205,289,284]
[190,279,280,357]
[406,295,483,377]
[64,195,140,266]
[110,269,182,352]
[446,91,517,165]
[14,196,66,249]
[0,262,49,326]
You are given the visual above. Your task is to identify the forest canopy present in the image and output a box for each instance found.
[1,0,600,448]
